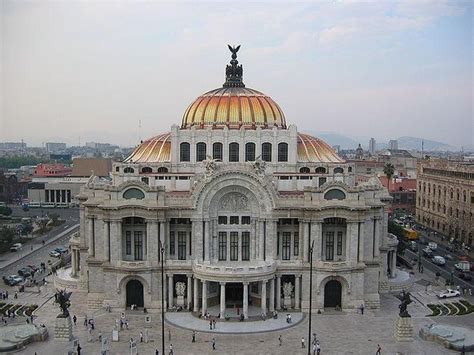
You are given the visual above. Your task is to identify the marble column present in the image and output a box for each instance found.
[258,220,265,260]
[187,275,192,310]
[243,282,249,319]
[71,249,77,277]
[168,274,174,308]
[251,219,257,260]
[159,221,166,261]
[103,220,110,262]
[295,275,300,309]
[201,280,207,317]
[146,221,158,264]
[302,221,309,262]
[391,251,397,278]
[110,220,122,262]
[261,280,267,314]
[193,278,199,313]
[87,217,94,257]
[276,275,281,310]
[269,278,275,312]
[204,220,210,262]
[312,221,322,261]
[220,282,226,319]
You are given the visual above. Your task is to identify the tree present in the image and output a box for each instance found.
[383,163,395,192]
[0,206,12,216]
[0,226,16,253]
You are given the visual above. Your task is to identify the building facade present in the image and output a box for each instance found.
[71,48,395,316]
[379,176,416,216]
[416,159,474,246]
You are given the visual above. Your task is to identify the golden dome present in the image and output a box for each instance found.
[181,87,286,129]
[124,132,171,163]
[297,133,344,163]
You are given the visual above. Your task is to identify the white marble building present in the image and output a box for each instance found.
[70,47,397,316]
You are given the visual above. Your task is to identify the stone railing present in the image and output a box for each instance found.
[193,261,276,281]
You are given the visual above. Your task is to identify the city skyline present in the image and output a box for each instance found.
[1,1,472,147]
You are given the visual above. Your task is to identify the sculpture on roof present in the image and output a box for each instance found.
[203,155,218,177]
[224,44,245,88]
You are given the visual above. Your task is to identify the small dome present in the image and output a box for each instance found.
[297,133,344,163]
[181,87,286,129]
[124,132,171,163]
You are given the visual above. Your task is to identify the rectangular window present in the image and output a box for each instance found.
[189,232,192,256]
[277,232,280,256]
[241,232,250,261]
[229,143,239,162]
[218,232,227,261]
[282,232,291,260]
[134,231,143,260]
[125,231,132,255]
[178,231,187,260]
[241,216,251,225]
[319,177,327,186]
[230,232,239,261]
[230,216,239,225]
[218,216,227,225]
[336,231,343,256]
[169,231,175,255]
[293,232,299,256]
[325,232,334,261]
[213,143,223,160]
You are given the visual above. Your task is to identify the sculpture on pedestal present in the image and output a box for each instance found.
[54,289,72,318]
[397,290,412,318]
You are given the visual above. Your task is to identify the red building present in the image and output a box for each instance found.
[34,163,72,177]
[379,176,417,215]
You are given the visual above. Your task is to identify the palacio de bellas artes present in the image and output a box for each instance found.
[70,46,399,317]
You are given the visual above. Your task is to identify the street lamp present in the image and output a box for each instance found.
[160,241,165,355]
[307,240,315,355]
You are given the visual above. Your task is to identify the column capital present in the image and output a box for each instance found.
[242,281,249,286]
[186,274,193,278]
[262,279,268,284]
[167,273,173,277]
[219,282,226,286]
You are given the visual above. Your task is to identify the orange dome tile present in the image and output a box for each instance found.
[297,133,344,163]
[124,132,171,163]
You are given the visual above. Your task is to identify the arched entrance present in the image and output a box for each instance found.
[126,280,144,308]
[324,280,342,308]
[225,283,243,308]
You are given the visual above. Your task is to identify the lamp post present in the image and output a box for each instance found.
[160,241,165,355]
[307,240,314,355]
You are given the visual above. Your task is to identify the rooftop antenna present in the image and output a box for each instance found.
[421,140,424,158]
[139,119,142,143]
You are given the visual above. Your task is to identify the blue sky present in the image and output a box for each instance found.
[1,1,472,148]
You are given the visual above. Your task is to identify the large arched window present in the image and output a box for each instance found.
[180,142,190,162]
[229,143,239,162]
[315,167,327,174]
[299,167,310,174]
[324,189,346,200]
[333,167,344,174]
[213,142,223,160]
[157,167,168,173]
[141,167,152,173]
[245,142,256,162]
[262,143,272,162]
[123,188,145,199]
[278,142,288,162]
[124,167,135,173]
[196,142,207,162]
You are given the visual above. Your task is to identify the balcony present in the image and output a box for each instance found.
[193,261,276,282]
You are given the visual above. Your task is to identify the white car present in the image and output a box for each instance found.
[49,250,61,258]
[437,289,460,299]
[10,243,22,252]
[431,256,446,266]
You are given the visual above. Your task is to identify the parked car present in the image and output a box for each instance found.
[446,244,454,252]
[17,267,33,277]
[27,264,38,273]
[49,250,61,258]
[428,242,437,250]
[437,289,461,299]
[422,248,433,257]
[409,241,417,252]
[458,272,472,281]
[55,246,69,255]
[444,254,453,260]
[454,261,471,272]
[432,256,446,266]
[2,275,23,286]
[10,243,22,252]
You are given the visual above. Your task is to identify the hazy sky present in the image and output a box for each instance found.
[1,1,472,148]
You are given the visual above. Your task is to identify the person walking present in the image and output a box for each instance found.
[278,335,282,346]
[140,331,144,342]
[169,343,173,355]
[72,315,77,326]
[77,343,82,355]
[155,349,159,355]
[301,337,305,348]
[360,303,365,315]
[316,341,321,355]
[192,331,196,343]
[98,331,102,343]
[212,337,216,350]
[83,316,88,327]
[376,344,382,354]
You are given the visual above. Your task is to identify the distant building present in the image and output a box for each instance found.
[416,159,473,246]
[355,144,364,160]
[369,138,376,155]
[50,153,72,162]
[378,149,419,178]
[0,171,28,203]
[46,142,67,153]
[388,140,398,151]
[71,158,112,177]
[0,142,27,150]
[379,176,416,215]
[34,163,72,177]
[332,145,340,153]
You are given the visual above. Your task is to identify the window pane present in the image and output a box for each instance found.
[230,216,239,225]
[337,232,343,255]
[180,142,190,162]
[196,142,207,162]
[134,231,143,260]
[219,232,227,261]
[241,232,250,261]
[169,231,175,255]
[278,143,288,162]
[230,232,239,261]
[213,143,223,160]
[241,216,251,225]
[262,143,272,162]
[218,216,227,225]
[178,231,187,260]
[229,143,239,162]
[126,231,132,255]
[293,232,299,256]
[245,143,256,161]
[282,232,291,260]
[325,232,334,261]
